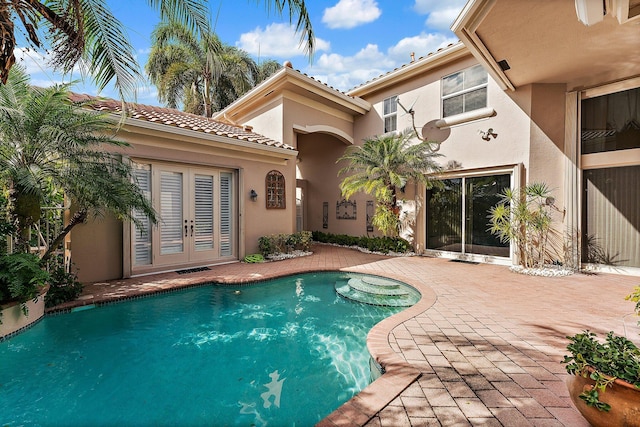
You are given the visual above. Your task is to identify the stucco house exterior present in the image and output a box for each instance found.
[70,0,640,282]
[69,98,298,283]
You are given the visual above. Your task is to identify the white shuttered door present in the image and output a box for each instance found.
[147,165,234,269]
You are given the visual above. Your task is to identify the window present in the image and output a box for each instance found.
[266,170,286,209]
[581,86,640,154]
[383,95,397,133]
[583,166,640,268]
[442,64,488,118]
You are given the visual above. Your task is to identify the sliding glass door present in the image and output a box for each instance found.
[426,173,510,257]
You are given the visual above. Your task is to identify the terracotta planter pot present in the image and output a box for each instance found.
[567,369,640,427]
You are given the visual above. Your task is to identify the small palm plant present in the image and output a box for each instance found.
[0,65,157,259]
[488,182,554,268]
[337,129,441,236]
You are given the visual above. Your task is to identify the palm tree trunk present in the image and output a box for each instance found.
[0,6,16,84]
[40,209,87,263]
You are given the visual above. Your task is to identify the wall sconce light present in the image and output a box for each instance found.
[250,189,258,201]
[479,128,498,141]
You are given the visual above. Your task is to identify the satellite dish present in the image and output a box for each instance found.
[421,120,450,144]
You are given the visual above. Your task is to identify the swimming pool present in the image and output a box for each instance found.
[0,272,417,426]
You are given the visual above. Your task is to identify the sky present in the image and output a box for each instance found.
[16,0,466,106]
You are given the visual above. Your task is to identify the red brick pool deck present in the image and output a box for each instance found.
[50,244,638,426]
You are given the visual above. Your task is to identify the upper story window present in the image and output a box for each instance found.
[442,64,488,118]
[581,86,640,154]
[383,95,398,132]
[266,170,286,209]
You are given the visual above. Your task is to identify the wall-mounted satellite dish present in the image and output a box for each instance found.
[421,120,451,149]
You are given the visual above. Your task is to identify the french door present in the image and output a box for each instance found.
[132,163,235,273]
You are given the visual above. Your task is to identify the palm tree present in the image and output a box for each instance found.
[146,21,279,115]
[257,59,283,83]
[337,130,442,236]
[0,0,313,102]
[0,64,156,259]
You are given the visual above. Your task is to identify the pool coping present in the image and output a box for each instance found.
[317,267,437,426]
[44,260,435,426]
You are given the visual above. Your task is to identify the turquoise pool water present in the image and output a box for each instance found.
[0,272,414,426]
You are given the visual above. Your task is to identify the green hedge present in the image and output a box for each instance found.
[258,231,313,256]
[312,231,412,254]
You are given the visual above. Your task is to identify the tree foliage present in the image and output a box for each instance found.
[146,21,281,115]
[337,130,442,236]
[1,0,313,103]
[0,65,156,258]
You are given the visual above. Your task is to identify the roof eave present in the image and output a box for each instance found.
[346,43,470,97]
[114,114,298,159]
[214,67,370,122]
[451,0,515,91]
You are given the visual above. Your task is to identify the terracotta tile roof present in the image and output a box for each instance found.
[347,42,461,92]
[69,93,294,151]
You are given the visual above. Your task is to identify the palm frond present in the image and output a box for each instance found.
[252,0,314,58]
[148,0,210,35]
[79,0,142,100]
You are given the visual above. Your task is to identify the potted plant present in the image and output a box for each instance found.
[562,287,640,426]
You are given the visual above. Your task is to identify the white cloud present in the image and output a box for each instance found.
[302,31,458,92]
[387,33,458,63]
[413,0,466,30]
[322,0,382,29]
[14,48,52,75]
[307,44,395,90]
[237,23,330,58]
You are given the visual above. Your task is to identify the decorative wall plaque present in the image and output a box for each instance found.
[366,200,374,232]
[322,202,329,228]
[336,199,357,220]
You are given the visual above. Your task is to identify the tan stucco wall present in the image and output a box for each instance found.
[240,100,284,144]
[349,54,571,259]
[527,84,567,185]
[72,214,123,282]
[297,133,375,235]
[70,124,296,283]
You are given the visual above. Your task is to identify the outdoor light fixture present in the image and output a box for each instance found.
[479,128,498,141]
[250,189,258,201]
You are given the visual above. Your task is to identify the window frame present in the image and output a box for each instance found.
[441,64,488,118]
[383,95,398,133]
[265,170,286,209]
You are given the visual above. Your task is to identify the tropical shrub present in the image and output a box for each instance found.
[0,253,49,317]
[312,231,411,254]
[488,182,555,268]
[44,259,84,308]
[258,231,312,257]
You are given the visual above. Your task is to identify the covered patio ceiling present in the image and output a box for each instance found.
[453,0,640,91]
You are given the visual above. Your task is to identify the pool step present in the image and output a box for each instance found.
[347,278,408,296]
[335,277,419,307]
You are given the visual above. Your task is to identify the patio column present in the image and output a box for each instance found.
[563,91,581,268]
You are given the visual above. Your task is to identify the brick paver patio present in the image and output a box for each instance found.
[50,244,638,426]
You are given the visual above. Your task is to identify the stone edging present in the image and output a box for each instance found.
[318,268,438,426]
